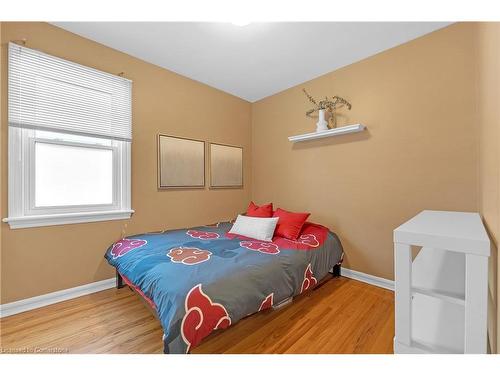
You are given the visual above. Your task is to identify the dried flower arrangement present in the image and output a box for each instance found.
[303,89,352,128]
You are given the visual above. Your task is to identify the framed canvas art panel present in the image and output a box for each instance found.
[209,142,243,188]
[157,134,205,189]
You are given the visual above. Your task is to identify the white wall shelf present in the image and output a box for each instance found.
[288,124,366,143]
[393,210,491,354]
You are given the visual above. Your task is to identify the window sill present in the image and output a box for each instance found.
[2,210,134,229]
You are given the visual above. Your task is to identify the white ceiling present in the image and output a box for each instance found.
[53,22,451,102]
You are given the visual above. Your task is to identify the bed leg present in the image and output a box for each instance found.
[116,271,125,289]
[330,264,341,277]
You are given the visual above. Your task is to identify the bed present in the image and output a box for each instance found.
[104,220,344,353]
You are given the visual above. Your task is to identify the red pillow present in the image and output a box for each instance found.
[272,208,310,240]
[246,201,273,218]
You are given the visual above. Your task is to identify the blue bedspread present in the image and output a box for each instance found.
[104,221,343,353]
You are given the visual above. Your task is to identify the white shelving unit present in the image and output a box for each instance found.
[288,124,365,143]
[393,210,490,354]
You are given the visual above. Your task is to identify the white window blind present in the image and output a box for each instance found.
[8,42,132,141]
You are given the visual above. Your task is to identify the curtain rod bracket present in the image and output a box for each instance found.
[12,38,27,46]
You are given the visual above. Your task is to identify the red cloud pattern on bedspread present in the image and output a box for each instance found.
[167,247,212,265]
[181,284,231,352]
[259,293,274,311]
[295,233,320,247]
[186,230,220,239]
[300,264,318,293]
[239,241,280,254]
[110,238,147,259]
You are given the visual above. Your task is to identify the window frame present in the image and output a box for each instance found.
[3,127,133,229]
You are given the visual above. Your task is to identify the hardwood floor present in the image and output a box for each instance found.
[0,277,394,354]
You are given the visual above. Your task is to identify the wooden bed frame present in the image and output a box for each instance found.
[331,263,342,277]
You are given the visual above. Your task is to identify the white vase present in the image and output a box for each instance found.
[316,109,329,132]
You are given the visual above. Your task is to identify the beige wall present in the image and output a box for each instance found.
[0,22,252,303]
[252,21,500,353]
[252,23,478,281]
[476,22,499,354]
[0,22,3,305]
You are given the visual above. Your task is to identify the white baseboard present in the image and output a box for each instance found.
[0,277,115,318]
[341,267,394,291]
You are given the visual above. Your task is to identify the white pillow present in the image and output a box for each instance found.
[229,214,279,242]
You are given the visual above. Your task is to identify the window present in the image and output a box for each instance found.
[3,43,133,229]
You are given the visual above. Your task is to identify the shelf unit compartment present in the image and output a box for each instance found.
[412,247,465,303]
[411,293,465,354]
